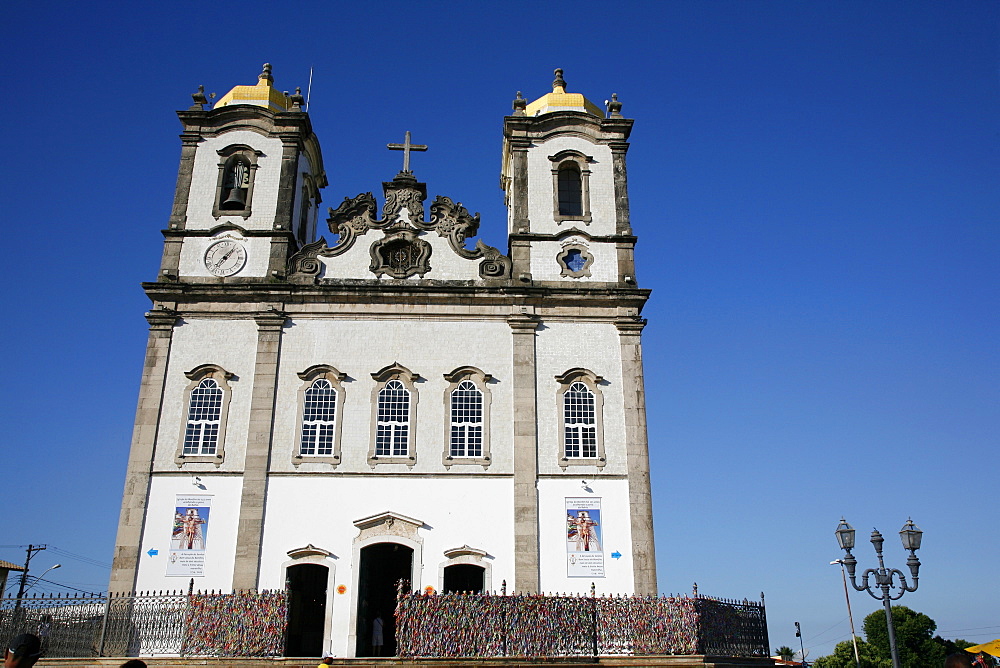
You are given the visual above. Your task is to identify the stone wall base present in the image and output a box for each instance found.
[38,657,774,668]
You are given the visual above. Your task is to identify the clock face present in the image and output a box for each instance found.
[204,240,247,277]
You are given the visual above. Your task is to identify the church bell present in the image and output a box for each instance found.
[221,187,247,210]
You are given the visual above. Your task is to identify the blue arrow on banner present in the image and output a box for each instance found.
[611,551,622,559]
[147,548,159,557]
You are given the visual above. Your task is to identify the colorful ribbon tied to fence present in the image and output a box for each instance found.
[181,590,287,657]
[395,591,701,658]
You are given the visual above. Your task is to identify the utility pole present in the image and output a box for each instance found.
[14,544,47,610]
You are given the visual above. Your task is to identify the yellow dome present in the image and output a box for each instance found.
[213,63,290,112]
[524,69,603,117]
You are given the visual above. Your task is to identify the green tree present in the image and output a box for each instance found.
[863,606,947,667]
[775,646,796,660]
[813,637,889,668]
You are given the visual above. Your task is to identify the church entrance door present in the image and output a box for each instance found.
[442,564,485,593]
[284,563,328,657]
[355,542,412,657]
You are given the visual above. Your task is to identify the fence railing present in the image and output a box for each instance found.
[1,585,767,659]
[394,583,770,659]
[0,589,286,658]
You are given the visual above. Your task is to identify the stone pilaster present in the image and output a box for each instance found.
[232,308,287,590]
[609,141,632,236]
[109,308,177,593]
[159,134,201,279]
[269,137,302,277]
[167,133,201,231]
[616,316,657,595]
[508,313,540,593]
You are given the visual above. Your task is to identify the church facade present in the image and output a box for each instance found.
[110,65,656,658]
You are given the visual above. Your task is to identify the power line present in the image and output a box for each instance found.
[48,546,111,569]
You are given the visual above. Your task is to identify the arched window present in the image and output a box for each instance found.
[557,163,583,216]
[556,368,606,468]
[549,151,593,223]
[300,379,338,455]
[294,365,346,465]
[369,363,420,465]
[450,380,483,458]
[213,145,262,219]
[376,380,411,457]
[176,364,233,464]
[563,382,596,458]
[442,366,493,467]
[184,378,223,455]
[220,156,250,210]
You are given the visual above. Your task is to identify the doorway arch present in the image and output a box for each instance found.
[355,542,413,657]
[349,511,425,658]
[442,563,485,593]
[284,563,328,657]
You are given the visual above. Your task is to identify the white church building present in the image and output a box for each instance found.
[110,65,656,658]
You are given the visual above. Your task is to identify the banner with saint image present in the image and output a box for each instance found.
[166,495,212,577]
[566,497,605,577]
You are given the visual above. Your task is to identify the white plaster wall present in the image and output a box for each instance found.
[185,130,285,230]
[530,238,619,282]
[536,477,634,594]
[535,322,627,476]
[135,474,245,592]
[177,232,271,278]
[272,317,514,474]
[526,137,616,236]
[259,476,514,657]
[318,231,487,281]
[153,318,259,472]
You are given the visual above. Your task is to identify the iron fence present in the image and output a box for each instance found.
[0,585,766,659]
[0,589,286,658]
[395,583,770,659]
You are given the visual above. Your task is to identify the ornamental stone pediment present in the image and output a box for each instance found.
[286,544,334,559]
[353,511,425,543]
[287,171,511,282]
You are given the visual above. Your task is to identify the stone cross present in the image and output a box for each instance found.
[387,131,428,173]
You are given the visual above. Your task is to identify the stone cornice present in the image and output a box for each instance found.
[142,281,651,312]
[503,111,633,143]
[508,231,637,244]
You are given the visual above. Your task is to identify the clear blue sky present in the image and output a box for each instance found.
[2,0,997,658]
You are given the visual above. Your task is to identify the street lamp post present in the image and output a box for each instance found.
[23,564,61,594]
[834,518,922,668]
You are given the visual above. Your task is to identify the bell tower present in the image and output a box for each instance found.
[158,64,326,283]
[501,69,636,286]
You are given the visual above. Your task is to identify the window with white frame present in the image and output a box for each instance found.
[184,379,223,455]
[556,368,606,468]
[450,380,483,457]
[442,366,493,467]
[369,363,420,465]
[176,364,233,464]
[376,379,410,457]
[563,382,597,458]
[300,379,337,455]
[293,365,346,465]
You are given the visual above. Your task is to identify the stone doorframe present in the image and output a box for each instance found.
[281,544,337,658]
[438,544,492,593]
[347,511,425,658]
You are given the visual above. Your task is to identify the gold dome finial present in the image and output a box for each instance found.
[553,68,566,94]
[212,63,289,112]
[258,63,274,84]
[523,68,602,117]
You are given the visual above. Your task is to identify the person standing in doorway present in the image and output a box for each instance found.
[371,613,384,656]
